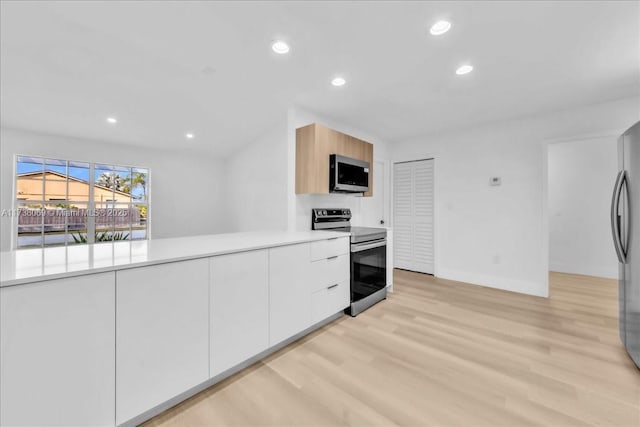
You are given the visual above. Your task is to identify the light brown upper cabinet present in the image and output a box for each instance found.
[296,123,374,197]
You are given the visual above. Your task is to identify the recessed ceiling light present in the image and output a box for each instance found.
[331,77,346,87]
[430,20,451,35]
[455,64,473,75]
[185,133,195,139]
[106,117,117,124]
[271,40,290,54]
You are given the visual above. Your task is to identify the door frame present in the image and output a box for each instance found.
[543,128,627,289]
[377,159,391,228]
[390,156,438,277]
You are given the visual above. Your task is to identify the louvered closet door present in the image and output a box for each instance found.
[393,162,414,270]
[393,159,434,274]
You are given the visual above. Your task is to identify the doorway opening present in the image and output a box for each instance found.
[547,135,618,281]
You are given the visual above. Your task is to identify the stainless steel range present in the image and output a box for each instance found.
[312,208,387,316]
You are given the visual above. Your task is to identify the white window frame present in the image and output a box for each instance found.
[13,154,151,249]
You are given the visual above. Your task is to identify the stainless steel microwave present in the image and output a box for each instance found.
[329,154,370,193]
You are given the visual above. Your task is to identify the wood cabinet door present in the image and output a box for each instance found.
[116,259,209,425]
[296,123,374,196]
[1,273,116,427]
[210,250,269,377]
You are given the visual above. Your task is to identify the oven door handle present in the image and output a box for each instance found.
[351,239,386,253]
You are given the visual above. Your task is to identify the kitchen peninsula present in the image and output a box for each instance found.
[0,231,350,426]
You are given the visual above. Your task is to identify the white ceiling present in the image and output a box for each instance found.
[1,1,638,156]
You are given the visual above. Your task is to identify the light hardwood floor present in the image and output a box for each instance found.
[145,270,640,427]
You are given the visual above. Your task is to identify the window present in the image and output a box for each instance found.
[15,155,149,249]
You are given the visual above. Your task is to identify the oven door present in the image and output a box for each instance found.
[350,239,387,301]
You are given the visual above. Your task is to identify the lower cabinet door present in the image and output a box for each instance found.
[116,259,209,425]
[269,243,312,346]
[311,280,350,323]
[210,250,269,377]
[0,273,116,427]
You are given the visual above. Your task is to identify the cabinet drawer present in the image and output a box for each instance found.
[311,281,350,323]
[310,237,349,261]
[310,254,349,292]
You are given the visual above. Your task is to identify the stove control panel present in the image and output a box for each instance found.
[312,208,351,218]
[311,208,352,228]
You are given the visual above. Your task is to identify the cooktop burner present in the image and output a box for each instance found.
[311,208,386,243]
[324,226,387,244]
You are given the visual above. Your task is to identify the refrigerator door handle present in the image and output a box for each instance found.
[621,174,630,254]
[611,170,627,263]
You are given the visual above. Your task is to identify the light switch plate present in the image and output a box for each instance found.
[489,177,501,186]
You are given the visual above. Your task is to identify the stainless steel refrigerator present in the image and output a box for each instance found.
[611,120,640,369]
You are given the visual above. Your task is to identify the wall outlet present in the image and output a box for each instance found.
[489,177,501,186]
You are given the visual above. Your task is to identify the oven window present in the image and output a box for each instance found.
[338,162,369,187]
[351,244,386,300]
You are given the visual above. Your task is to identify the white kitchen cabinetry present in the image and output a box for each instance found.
[269,243,313,345]
[210,250,269,377]
[310,237,349,261]
[311,280,350,323]
[310,242,350,323]
[0,233,352,427]
[0,273,115,427]
[116,259,209,425]
[309,253,349,292]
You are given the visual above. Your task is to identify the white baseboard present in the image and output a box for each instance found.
[549,262,617,280]
[436,268,548,298]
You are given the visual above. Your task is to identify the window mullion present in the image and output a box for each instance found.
[129,167,133,241]
[40,163,45,249]
[64,160,69,247]
[88,163,96,244]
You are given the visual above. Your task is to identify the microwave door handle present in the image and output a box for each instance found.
[611,170,627,263]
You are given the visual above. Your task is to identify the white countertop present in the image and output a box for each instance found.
[0,231,350,287]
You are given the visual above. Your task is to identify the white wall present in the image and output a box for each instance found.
[0,127,228,251]
[390,97,639,297]
[223,121,289,232]
[548,136,619,278]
